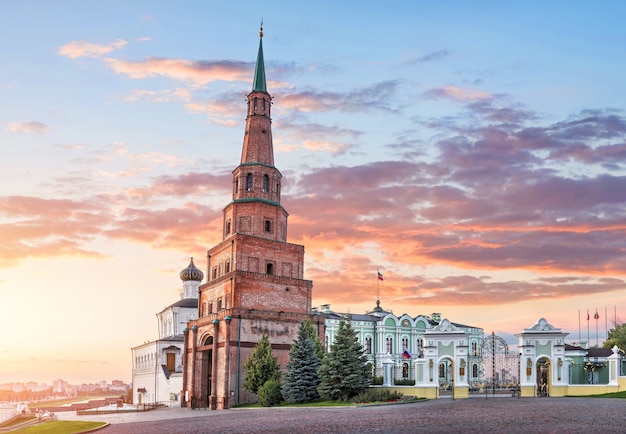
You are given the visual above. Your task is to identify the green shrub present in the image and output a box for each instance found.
[258,379,283,407]
[371,376,383,385]
[393,378,415,386]
[352,388,403,403]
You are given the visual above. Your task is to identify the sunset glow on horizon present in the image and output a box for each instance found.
[2,1,626,385]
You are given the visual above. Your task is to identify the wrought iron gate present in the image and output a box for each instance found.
[469,332,520,396]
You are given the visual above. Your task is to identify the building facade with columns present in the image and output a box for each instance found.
[319,303,483,399]
[181,27,318,410]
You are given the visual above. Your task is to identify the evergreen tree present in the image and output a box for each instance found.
[243,334,281,394]
[282,321,321,403]
[318,318,370,401]
[303,317,325,362]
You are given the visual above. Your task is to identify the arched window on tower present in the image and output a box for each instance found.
[254,97,258,110]
[262,98,266,111]
[246,174,253,191]
[263,174,269,192]
[266,262,274,275]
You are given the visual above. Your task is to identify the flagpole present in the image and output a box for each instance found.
[578,310,581,345]
[593,307,598,348]
[587,309,590,348]
[376,269,380,306]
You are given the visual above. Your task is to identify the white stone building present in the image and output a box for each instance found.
[131,258,202,405]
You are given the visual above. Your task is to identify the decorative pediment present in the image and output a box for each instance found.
[525,318,561,333]
[431,318,459,332]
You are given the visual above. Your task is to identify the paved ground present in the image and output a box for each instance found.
[57,397,626,433]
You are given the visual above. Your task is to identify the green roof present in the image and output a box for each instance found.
[251,31,267,93]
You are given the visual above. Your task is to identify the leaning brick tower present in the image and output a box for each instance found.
[182,25,319,410]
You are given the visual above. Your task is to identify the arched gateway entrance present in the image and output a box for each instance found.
[518,318,568,397]
[536,357,550,397]
[415,319,470,399]
[196,336,213,409]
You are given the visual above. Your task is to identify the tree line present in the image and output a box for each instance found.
[243,318,372,406]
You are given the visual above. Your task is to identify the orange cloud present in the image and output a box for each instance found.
[103,58,251,85]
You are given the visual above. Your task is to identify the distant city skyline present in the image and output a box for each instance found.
[1,1,625,384]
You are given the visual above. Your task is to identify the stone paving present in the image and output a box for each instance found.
[57,397,626,433]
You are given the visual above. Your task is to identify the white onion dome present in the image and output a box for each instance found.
[180,257,204,282]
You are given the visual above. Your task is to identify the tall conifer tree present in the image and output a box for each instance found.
[243,334,281,394]
[303,318,325,362]
[318,318,370,400]
[282,321,321,403]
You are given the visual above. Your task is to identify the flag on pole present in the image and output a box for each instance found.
[402,349,412,359]
[377,271,384,281]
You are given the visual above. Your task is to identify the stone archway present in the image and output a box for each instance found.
[198,335,214,409]
[536,357,550,397]
[439,357,455,396]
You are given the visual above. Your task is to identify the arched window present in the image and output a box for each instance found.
[253,97,258,110]
[263,174,269,192]
[365,337,372,354]
[225,260,230,273]
[402,363,409,378]
[246,174,253,191]
[386,337,393,354]
[472,363,478,378]
[266,263,273,275]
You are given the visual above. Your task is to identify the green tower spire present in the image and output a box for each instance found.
[251,22,267,93]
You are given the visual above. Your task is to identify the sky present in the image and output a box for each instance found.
[1,1,626,384]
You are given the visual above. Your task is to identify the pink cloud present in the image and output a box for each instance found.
[6,121,50,135]
[58,39,127,59]
[426,86,493,101]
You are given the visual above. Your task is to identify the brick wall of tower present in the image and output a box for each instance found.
[183,308,325,408]
[223,201,289,243]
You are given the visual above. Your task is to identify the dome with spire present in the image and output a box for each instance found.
[180,258,204,282]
